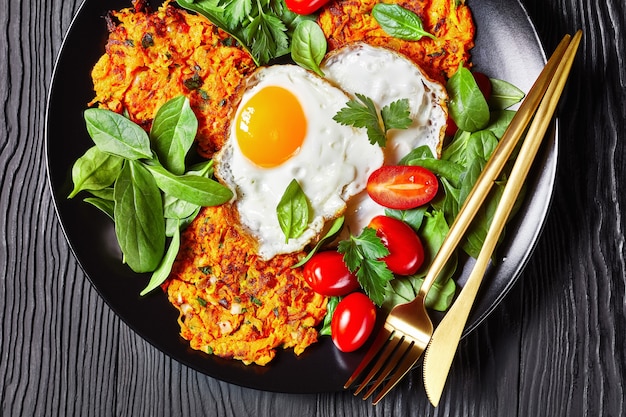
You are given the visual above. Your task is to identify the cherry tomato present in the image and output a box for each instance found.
[445,115,458,137]
[285,0,331,14]
[473,71,492,100]
[303,251,360,296]
[368,215,424,276]
[367,165,439,210]
[331,292,377,352]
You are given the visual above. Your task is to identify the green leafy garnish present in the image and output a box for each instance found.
[333,93,411,147]
[277,179,311,242]
[176,0,307,66]
[372,3,436,41]
[338,228,394,306]
[70,96,232,294]
[292,216,344,268]
[290,20,327,77]
[446,64,490,132]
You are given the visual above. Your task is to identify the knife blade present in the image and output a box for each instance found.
[422,30,582,407]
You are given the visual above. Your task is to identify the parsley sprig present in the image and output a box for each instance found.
[177,0,308,65]
[337,227,395,306]
[333,94,412,147]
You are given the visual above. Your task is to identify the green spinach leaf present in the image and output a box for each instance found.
[140,225,181,296]
[114,160,165,273]
[277,179,311,242]
[150,96,198,175]
[69,146,123,198]
[144,162,233,207]
[84,108,153,160]
[446,65,490,132]
[372,3,436,41]
[291,20,327,77]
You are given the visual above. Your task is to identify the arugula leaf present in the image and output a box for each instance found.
[333,94,411,147]
[337,228,393,306]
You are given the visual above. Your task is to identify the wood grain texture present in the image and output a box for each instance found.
[1,0,624,415]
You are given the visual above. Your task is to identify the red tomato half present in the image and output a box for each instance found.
[368,215,424,276]
[367,165,439,210]
[303,251,360,296]
[284,0,330,14]
[331,292,377,352]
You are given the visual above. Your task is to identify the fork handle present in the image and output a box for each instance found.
[417,33,574,299]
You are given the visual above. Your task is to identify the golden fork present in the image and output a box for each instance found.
[423,30,582,406]
[344,31,580,405]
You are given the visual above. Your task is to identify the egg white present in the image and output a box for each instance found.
[215,64,384,260]
[320,42,448,235]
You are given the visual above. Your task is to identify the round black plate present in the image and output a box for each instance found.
[45,0,554,393]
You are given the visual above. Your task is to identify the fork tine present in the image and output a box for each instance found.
[353,331,403,395]
[344,326,393,389]
[361,337,414,399]
[372,344,425,404]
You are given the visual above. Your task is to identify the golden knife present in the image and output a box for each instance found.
[422,30,582,407]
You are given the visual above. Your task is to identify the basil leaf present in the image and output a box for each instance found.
[140,225,181,296]
[144,162,233,207]
[277,179,310,242]
[84,108,153,160]
[446,65,490,132]
[291,20,327,77]
[372,3,436,41]
[114,160,165,273]
[69,146,123,198]
[150,96,198,175]
[488,78,525,110]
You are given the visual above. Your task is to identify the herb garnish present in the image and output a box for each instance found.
[176,0,309,66]
[337,227,394,306]
[333,94,412,147]
[69,96,232,294]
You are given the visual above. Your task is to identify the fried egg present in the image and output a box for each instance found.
[320,42,448,234]
[215,65,384,260]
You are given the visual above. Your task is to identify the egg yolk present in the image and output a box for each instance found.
[235,86,307,168]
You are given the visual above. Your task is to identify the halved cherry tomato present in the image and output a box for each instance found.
[472,71,492,100]
[367,165,439,210]
[285,0,331,14]
[331,292,377,352]
[368,215,424,276]
[303,251,360,296]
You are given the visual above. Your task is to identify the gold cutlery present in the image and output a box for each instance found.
[422,29,582,407]
[344,29,582,405]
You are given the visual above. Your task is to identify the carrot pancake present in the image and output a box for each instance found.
[163,205,327,366]
[90,0,255,158]
[318,0,475,83]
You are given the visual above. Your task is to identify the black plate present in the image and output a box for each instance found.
[45,0,554,393]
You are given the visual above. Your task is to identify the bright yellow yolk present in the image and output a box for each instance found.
[235,86,307,168]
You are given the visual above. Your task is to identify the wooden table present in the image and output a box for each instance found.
[2,0,624,415]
